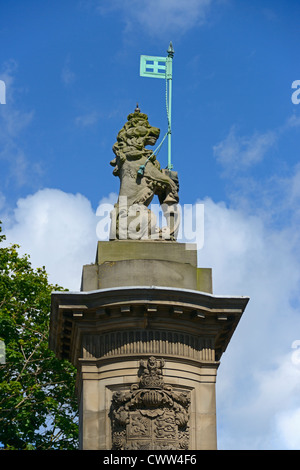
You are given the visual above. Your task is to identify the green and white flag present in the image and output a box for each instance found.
[139,43,174,170]
[140,55,167,79]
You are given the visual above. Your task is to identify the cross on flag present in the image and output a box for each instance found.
[140,55,167,79]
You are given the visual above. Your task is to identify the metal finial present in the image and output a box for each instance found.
[167,41,174,58]
[135,103,141,113]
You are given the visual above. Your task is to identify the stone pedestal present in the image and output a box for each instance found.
[49,241,249,450]
[81,240,212,293]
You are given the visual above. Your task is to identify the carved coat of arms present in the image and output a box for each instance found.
[110,357,190,450]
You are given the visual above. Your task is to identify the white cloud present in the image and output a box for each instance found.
[2,189,99,290]
[75,111,99,127]
[97,192,118,207]
[276,406,300,450]
[214,113,300,178]
[284,113,300,129]
[213,125,277,172]
[216,353,300,449]
[97,0,215,37]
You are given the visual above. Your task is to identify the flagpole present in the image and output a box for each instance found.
[166,42,174,170]
[139,42,175,171]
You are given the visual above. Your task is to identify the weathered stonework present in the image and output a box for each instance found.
[82,330,215,362]
[50,279,249,449]
[110,357,190,450]
[81,240,213,293]
[109,108,180,240]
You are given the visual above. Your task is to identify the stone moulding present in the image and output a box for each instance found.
[49,285,249,366]
[82,330,215,362]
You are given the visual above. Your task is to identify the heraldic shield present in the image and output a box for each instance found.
[110,357,190,450]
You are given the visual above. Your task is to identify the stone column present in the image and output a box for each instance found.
[49,241,249,450]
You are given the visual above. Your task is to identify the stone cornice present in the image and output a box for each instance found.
[49,286,249,366]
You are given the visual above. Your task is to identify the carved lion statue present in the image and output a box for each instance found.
[109,106,180,240]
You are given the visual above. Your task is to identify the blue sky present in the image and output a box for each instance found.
[1,0,300,450]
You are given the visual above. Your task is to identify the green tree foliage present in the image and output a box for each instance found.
[0,223,78,449]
